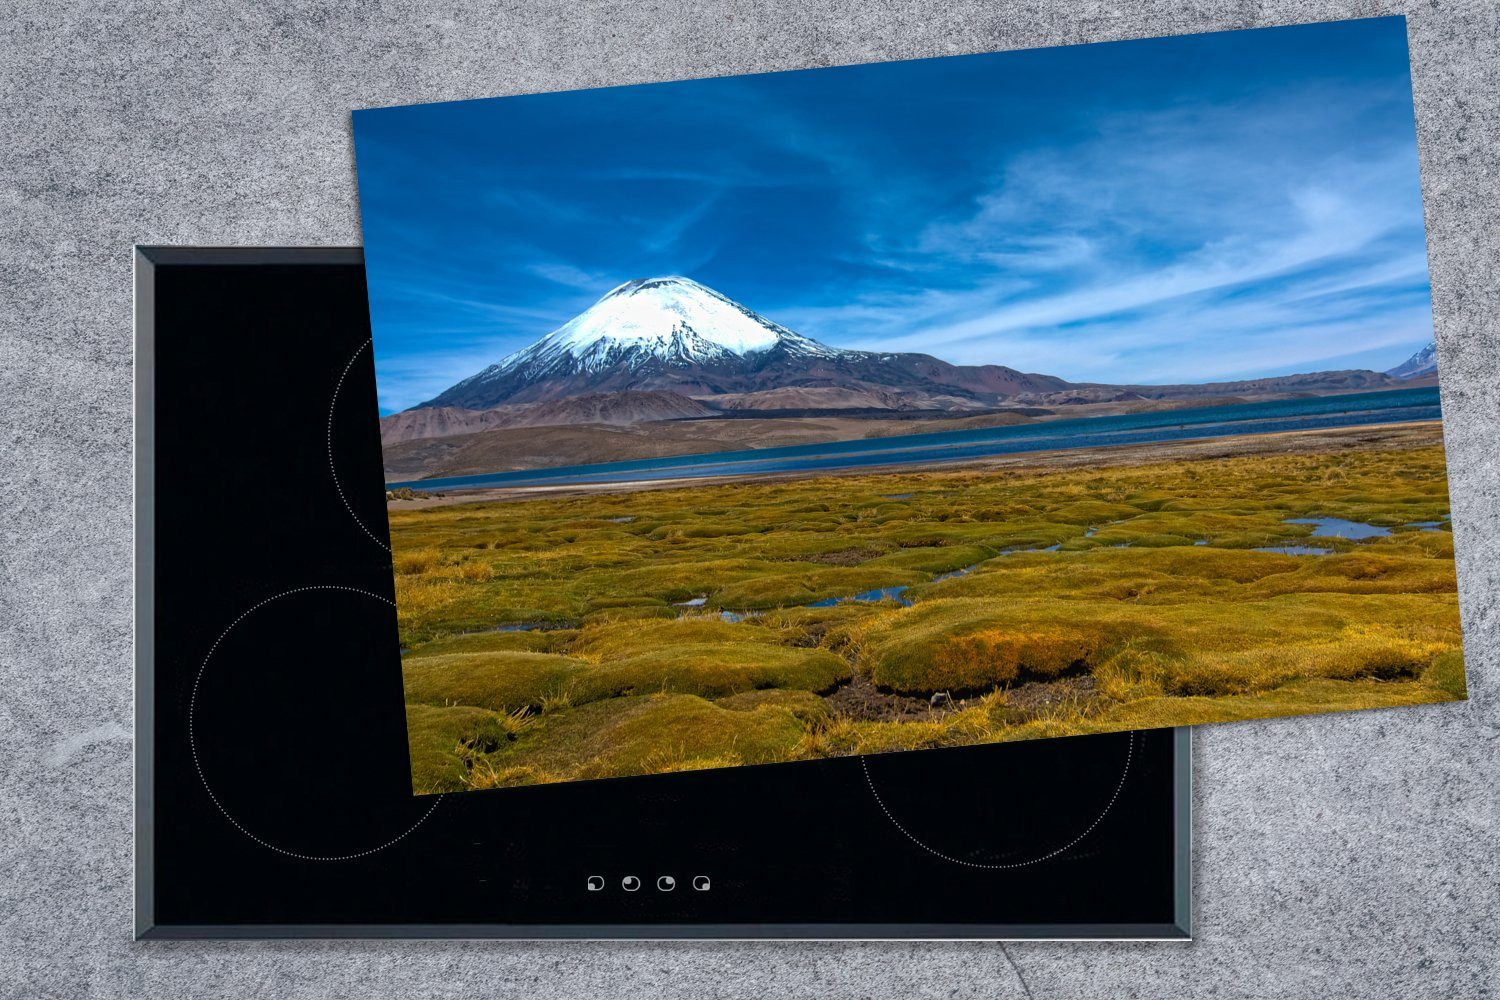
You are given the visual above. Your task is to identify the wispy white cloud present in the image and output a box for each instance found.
[526,261,618,291]
[766,91,1431,383]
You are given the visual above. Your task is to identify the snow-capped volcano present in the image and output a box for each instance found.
[424,277,846,409]
[524,276,840,370]
[416,275,1070,410]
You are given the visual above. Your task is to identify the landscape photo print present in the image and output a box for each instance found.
[353,16,1466,795]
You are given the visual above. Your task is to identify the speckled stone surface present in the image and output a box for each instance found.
[1,2,1496,997]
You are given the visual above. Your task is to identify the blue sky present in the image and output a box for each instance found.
[353,16,1433,415]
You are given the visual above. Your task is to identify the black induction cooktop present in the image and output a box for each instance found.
[133,247,1191,939]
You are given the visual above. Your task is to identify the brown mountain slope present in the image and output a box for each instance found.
[381,390,717,445]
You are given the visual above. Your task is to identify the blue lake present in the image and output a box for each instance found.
[392,386,1442,492]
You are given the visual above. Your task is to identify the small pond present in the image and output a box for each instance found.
[1284,517,1390,539]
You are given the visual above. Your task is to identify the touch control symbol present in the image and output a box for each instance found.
[692,875,711,891]
[657,875,676,891]
[586,875,604,891]
[621,875,641,891]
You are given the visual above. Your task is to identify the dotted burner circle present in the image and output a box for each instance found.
[859,730,1134,870]
[188,586,440,861]
[327,338,391,553]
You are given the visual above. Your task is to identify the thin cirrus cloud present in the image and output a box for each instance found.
[772,96,1430,376]
[353,17,1433,413]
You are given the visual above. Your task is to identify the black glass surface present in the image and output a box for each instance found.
[134,247,1190,938]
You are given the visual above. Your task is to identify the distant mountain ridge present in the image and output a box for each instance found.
[411,275,1427,417]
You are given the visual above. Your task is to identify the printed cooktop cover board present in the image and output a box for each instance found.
[351,15,1467,795]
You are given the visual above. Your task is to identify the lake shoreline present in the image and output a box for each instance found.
[388,419,1446,510]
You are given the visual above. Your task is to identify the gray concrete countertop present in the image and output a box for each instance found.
[0,2,1495,997]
